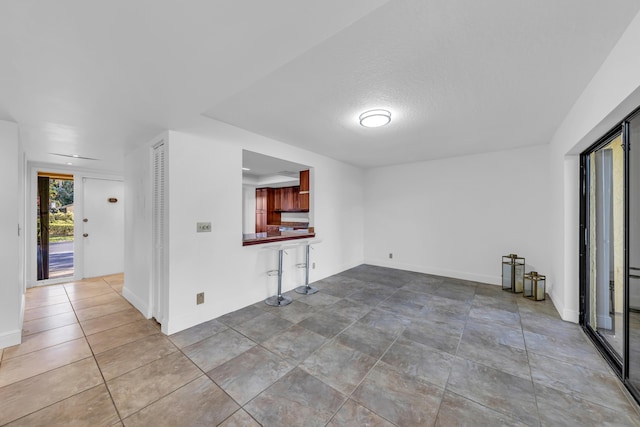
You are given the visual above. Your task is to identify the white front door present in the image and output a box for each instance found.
[83,178,124,278]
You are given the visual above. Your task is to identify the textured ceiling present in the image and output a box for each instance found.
[205,0,640,167]
[0,0,390,171]
[1,0,639,171]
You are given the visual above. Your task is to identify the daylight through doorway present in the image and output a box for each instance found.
[37,172,74,280]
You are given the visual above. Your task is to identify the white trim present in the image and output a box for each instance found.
[0,328,22,349]
[364,258,499,286]
[562,308,580,324]
[122,286,151,319]
[597,314,613,330]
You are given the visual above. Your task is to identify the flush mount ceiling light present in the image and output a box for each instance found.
[359,109,391,128]
[242,167,251,171]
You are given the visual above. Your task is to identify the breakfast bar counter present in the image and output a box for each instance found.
[242,230,316,246]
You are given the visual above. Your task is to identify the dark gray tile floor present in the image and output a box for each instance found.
[12,268,637,425]
[166,264,640,426]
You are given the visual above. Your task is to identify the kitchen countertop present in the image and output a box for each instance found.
[242,230,316,246]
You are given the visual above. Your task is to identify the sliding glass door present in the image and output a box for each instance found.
[583,131,625,361]
[628,112,640,394]
[581,107,640,403]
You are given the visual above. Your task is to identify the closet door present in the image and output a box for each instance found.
[152,141,168,326]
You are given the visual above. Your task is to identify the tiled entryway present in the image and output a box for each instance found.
[1,266,639,426]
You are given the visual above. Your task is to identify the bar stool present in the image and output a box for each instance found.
[295,242,319,295]
[264,244,296,307]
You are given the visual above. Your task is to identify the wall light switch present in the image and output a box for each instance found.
[197,292,204,305]
[197,222,211,232]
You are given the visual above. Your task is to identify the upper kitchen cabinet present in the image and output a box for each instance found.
[255,188,268,232]
[299,169,309,211]
[275,170,309,212]
[276,184,306,212]
[267,188,281,225]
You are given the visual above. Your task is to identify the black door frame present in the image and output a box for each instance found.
[579,105,640,404]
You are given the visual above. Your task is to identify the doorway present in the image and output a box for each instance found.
[580,106,640,403]
[37,172,74,281]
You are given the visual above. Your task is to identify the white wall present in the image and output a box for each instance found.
[242,185,256,233]
[549,11,640,322]
[120,11,640,334]
[122,133,161,318]
[124,125,365,334]
[364,145,550,285]
[0,120,23,349]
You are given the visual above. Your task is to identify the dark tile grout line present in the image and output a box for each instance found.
[434,288,476,427]
[236,282,627,425]
[1,278,129,425]
[7,273,639,426]
[234,290,401,426]
[243,281,636,426]
[518,293,543,427]
[324,330,402,427]
[66,278,126,425]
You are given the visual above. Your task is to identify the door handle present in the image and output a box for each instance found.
[83,233,89,237]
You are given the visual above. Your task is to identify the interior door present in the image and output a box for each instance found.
[83,178,124,278]
[152,141,167,327]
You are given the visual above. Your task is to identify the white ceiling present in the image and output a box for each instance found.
[2,1,639,172]
[242,150,309,180]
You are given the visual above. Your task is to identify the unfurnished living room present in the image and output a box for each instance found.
[2,1,640,426]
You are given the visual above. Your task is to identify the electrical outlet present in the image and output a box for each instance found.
[196,292,204,305]
[197,222,211,232]
[312,262,316,269]
[389,253,393,259]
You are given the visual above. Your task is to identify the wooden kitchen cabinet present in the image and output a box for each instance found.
[267,188,281,225]
[256,188,267,210]
[281,186,294,211]
[292,186,300,211]
[300,170,309,192]
[273,187,282,211]
[299,169,309,211]
[255,188,267,232]
[262,170,310,214]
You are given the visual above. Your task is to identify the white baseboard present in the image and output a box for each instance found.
[309,259,365,285]
[363,258,500,286]
[0,329,22,349]
[1,293,25,349]
[596,314,613,330]
[122,286,151,319]
[562,308,579,324]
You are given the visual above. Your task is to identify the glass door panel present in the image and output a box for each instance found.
[37,172,74,281]
[628,113,640,390]
[585,133,625,359]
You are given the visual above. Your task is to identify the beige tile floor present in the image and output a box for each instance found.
[1,267,640,426]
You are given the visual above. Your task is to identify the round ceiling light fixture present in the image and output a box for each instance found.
[359,109,391,128]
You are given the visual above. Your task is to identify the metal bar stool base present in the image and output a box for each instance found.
[265,295,293,307]
[295,285,318,295]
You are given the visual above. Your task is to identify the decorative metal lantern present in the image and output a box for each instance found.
[523,271,546,301]
[502,254,525,293]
